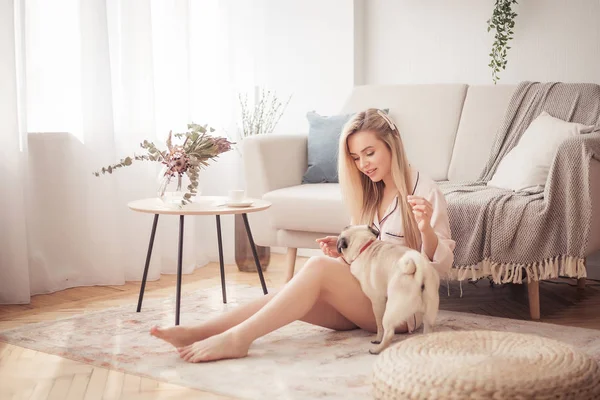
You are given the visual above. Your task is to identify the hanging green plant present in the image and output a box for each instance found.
[487,0,519,84]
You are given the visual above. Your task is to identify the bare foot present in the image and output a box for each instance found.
[177,331,250,363]
[150,325,206,348]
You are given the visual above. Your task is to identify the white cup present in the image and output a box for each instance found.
[229,189,245,203]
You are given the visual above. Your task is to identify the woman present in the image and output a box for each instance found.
[150,108,455,363]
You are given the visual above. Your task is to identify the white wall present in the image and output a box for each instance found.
[364,0,600,85]
[252,0,356,133]
[197,0,358,263]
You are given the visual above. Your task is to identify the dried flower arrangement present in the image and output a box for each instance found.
[238,88,291,139]
[94,123,234,206]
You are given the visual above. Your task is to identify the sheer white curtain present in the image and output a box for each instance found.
[1,0,30,304]
[0,0,248,304]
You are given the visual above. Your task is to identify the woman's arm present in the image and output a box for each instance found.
[408,190,455,276]
[420,225,439,262]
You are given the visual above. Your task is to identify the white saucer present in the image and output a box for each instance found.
[226,199,254,207]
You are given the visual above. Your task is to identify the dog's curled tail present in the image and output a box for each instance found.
[396,250,440,295]
[397,249,426,276]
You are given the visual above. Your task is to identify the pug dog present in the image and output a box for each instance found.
[337,224,440,354]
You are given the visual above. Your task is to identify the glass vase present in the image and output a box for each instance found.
[157,174,184,205]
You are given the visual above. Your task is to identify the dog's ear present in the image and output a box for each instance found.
[336,237,348,255]
[368,224,380,238]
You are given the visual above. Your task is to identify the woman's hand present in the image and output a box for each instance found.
[316,236,340,258]
[407,195,434,233]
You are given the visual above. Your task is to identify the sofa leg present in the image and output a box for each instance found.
[527,280,540,320]
[285,248,298,282]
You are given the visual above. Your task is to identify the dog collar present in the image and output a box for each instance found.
[358,239,375,256]
[341,239,376,265]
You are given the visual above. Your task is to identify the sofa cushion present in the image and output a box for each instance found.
[487,111,595,191]
[302,111,354,184]
[263,183,349,234]
[339,84,467,181]
[278,229,331,250]
[302,109,390,184]
[448,84,517,182]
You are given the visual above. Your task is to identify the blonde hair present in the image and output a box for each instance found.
[338,108,421,250]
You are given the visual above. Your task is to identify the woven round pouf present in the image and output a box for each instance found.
[372,330,600,400]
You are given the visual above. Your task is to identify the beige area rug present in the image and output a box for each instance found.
[1,283,600,400]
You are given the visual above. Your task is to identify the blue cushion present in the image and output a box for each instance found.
[302,111,354,183]
[301,109,389,184]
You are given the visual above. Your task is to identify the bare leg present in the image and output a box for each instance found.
[151,292,355,348]
[178,256,389,362]
[151,257,360,348]
[151,294,274,348]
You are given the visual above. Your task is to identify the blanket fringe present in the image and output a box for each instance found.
[447,255,587,285]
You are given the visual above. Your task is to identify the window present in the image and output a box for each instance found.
[25,0,83,138]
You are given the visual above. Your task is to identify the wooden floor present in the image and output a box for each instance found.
[1,254,599,399]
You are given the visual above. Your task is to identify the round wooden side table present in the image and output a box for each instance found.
[128,196,271,325]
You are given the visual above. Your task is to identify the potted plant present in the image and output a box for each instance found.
[234,87,291,272]
[487,0,519,84]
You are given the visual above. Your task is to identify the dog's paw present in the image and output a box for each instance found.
[370,340,381,344]
[369,348,381,355]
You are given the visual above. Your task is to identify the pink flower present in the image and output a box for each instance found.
[163,146,190,177]
[213,137,233,154]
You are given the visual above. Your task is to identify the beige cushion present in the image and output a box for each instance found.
[339,84,467,181]
[487,111,595,191]
[263,183,349,234]
[277,229,333,249]
[448,84,517,182]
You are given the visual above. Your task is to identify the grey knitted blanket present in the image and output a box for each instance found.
[440,82,600,283]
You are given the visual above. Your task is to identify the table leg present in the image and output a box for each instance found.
[176,215,184,326]
[215,215,227,303]
[137,214,159,313]
[241,213,268,295]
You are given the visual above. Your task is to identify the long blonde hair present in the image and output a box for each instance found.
[338,108,421,250]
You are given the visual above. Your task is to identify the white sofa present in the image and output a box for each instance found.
[242,83,600,318]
